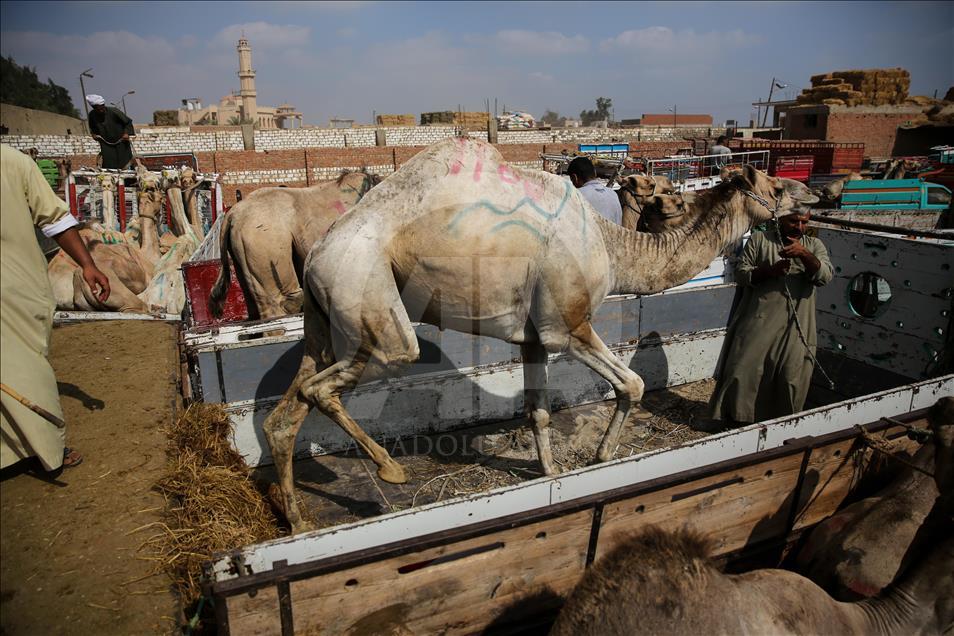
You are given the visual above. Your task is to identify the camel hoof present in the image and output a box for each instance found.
[541,463,561,477]
[596,450,615,463]
[377,462,408,484]
[291,519,316,535]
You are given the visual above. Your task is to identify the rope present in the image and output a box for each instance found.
[855,423,935,479]
[94,134,131,147]
[740,189,835,390]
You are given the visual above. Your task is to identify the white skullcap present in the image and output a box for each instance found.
[86,94,105,106]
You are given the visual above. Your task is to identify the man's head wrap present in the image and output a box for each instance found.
[85,94,105,106]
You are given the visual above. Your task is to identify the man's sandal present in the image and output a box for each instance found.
[62,447,83,469]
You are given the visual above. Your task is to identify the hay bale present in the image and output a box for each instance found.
[823,99,846,106]
[811,72,833,83]
[376,114,415,126]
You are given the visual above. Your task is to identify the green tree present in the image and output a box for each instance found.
[580,97,613,126]
[0,56,80,118]
[540,109,563,126]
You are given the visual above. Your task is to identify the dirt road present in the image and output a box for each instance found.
[1,321,180,635]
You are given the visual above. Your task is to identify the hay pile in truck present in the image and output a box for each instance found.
[799,68,911,106]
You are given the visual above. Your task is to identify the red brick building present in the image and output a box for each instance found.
[640,113,713,126]
[780,104,924,158]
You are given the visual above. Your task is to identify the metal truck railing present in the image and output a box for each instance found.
[644,150,769,182]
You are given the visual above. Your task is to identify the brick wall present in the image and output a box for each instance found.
[783,105,925,158]
[824,107,924,158]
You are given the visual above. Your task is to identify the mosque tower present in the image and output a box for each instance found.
[237,37,258,124]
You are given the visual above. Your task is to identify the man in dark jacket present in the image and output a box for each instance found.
[86,94,135,169]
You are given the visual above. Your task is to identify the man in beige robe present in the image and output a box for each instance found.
[703,211,833,428]
[1,144,110,472]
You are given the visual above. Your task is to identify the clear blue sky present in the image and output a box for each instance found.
[2,1,951,126]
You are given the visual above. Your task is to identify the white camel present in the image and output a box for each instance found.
[262,137,819,532]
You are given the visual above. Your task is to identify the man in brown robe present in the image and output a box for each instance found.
[702,211,833,428]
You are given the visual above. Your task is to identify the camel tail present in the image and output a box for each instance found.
[209,211,234,318]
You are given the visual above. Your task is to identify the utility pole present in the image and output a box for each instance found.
[761,77,787,127]
[79,68,94,120]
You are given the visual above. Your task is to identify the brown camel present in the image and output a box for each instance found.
[48,165,165,310]
[209,171,380,320]
[260,137,818,532]
[793,439,938,600]
[180,166,206,240]
[550,397,954,636]
[72,166,200,313]
[615,174,676,231]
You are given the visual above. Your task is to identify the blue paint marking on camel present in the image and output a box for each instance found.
[488,220,546,242]
[447,181,574,241]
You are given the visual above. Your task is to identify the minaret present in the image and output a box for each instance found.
[237,37,257,124]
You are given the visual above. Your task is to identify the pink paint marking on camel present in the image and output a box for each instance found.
[449,136,468,176]
[473,159,483,182]
[497,164,519,185]
[521,176,545,202]
[333,199,347,215]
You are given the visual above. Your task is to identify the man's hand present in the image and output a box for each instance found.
[768,259,791,277]
[779,236,810,259]
[121,133,130,142]
[751,259,790,284]
[82,264,110,303]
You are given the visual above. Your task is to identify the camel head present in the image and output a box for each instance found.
[727,164,818,225]
[179,166,198,190]
[643,194,690,233]
[97,173,117,192]
[161,169,181,191]
[618,174,676,199]
[136,171,164,221]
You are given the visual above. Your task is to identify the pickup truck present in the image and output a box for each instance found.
[839,178,952,211]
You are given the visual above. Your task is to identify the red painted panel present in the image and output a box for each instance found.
[182,259,249,327]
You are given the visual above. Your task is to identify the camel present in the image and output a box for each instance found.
[209,171,380,320]
[615,174,676,231]
[180,166,206,240]
[794,440,938,600]
[260,137,819,532]
[550,397,954,636]
[72,166,200,313]
[48,165,164,310]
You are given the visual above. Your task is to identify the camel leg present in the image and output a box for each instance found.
[566,323,645,463]
[301,353,407,484]
[521,342,557,476]
[262,351,323,533]
[72,267,149,313]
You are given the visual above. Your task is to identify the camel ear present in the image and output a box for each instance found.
[741,164,760,189]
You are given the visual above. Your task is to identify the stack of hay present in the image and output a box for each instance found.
[454,111,490,130]
[798,68,911,106]
[420,111,456,125]
[376,113,416,126]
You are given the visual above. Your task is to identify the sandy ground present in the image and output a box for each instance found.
[0,321,180,636]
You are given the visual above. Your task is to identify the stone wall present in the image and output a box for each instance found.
[1,124,725,158]
[0,103,86,136]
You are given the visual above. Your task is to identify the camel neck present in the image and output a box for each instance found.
[138,214,161,263]
[597,188,753,296]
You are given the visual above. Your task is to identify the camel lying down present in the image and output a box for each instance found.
[551,397,954,636]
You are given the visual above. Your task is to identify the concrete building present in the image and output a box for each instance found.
[177,38,303,129]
